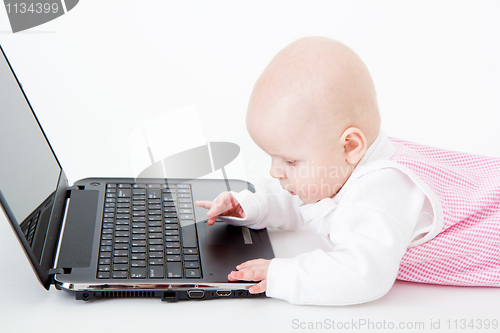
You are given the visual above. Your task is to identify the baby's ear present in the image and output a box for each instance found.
[341,127,367,165]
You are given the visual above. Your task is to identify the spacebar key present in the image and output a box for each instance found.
[181,223,197,248]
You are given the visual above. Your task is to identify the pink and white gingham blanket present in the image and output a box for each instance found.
[389,138,500,286]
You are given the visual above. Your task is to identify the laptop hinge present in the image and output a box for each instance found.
[49,268,64,275]
[48,267,72,284]
[66,185,79,195]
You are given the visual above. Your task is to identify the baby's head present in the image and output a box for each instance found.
[247,37,380,204]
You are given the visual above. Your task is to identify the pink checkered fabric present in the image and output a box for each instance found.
[389,137,500,286]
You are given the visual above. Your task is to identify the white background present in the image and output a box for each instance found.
[1,1,500,332]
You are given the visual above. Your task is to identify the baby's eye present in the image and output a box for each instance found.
[285,160,295,166]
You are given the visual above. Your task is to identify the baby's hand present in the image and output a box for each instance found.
[227,258,270,294]
[195,192,245,225]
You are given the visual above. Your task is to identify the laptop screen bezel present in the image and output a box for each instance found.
[0,44,68,290]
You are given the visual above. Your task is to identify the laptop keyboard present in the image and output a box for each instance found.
[97,183,201,280]
[20,211,41,247]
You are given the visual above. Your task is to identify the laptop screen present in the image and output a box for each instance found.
[0,47,61,228]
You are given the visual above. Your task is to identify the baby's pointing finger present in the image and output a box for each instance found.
[194,201,212,209]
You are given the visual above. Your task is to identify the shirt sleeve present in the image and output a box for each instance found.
[266,168,427,305]
[217,179,307,231]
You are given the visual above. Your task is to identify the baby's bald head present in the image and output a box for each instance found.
[247,37,380,151]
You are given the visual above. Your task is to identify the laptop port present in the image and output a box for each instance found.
[216,290,231,297]
[187,290,205,299]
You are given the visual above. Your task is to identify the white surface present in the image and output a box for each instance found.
[1,1,500,332]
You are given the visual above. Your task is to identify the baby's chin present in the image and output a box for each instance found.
[297,193,332,204]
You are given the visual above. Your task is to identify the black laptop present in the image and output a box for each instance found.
[0,45,274,301]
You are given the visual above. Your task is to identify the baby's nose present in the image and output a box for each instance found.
[270,164,285,179]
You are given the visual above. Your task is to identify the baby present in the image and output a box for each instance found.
[195,37,500,305]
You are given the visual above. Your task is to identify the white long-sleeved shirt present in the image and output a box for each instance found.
[220,131,441,305]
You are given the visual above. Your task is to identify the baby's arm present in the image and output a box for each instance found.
[195,179,307,230]
[230,168,428,304]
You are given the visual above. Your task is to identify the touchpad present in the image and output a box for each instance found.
[204,221,260,245]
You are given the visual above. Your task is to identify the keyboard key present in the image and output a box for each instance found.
[183,248,198,255]
[98,265,110,272]
[149,252,164,258]
[97,272,110,279]
[148,227,162,233]
[132,189,146,195]
[181,224,197,248]
[131,260,146,267]
[150,258,165,265]
[167,262,182,278]
[133,211,146,217]
[185,269,201,278]
[185,262,200,269]
[117,189,131,198]
[148,239,163,245]
[99,252,111,258]
[147,189,162,199]
[166,255,181,262]
[184,255,198,261]
[131,253,146,260]
[148,221,162,227]
[114,237,130,243]
[165,235,180,242]
[166,248,180,255]
[99,258,111,265]
[130,268,146,278]
[113,257,129,264]
[114,244,129,250]
[149,245,162,251]
[132,233,146,240]
[149,266,164,278]
[165,230,179,236]
[112,271,128,279]
[166,242,180,248]
[131,240,146,247]
[115,225,130,231]
[113,250,128,257]
[113,264,128,271]
[131,246,146,253]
